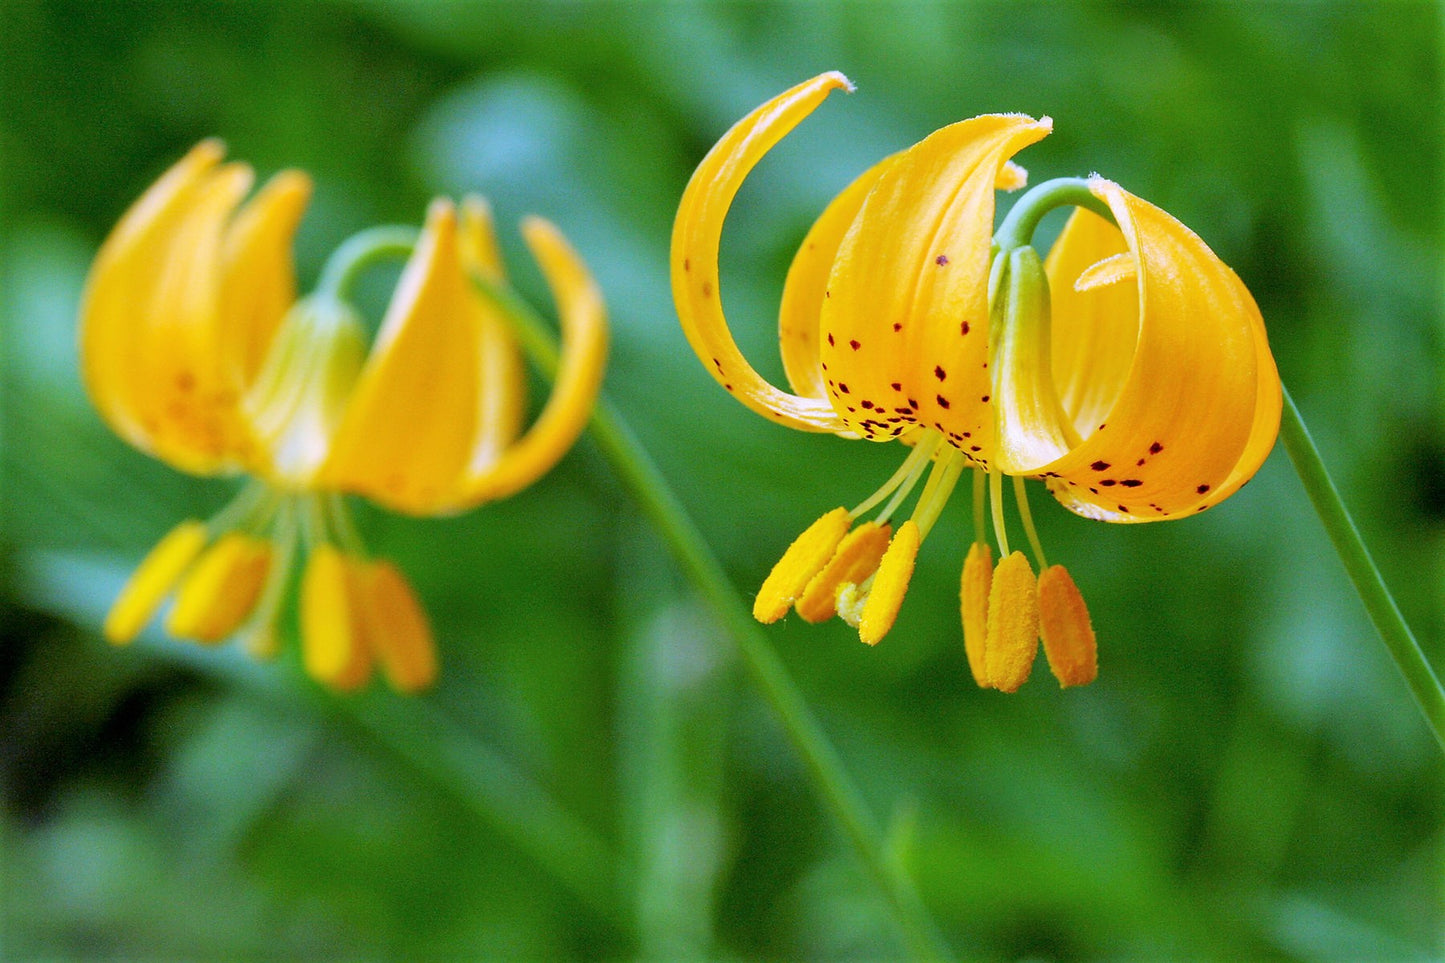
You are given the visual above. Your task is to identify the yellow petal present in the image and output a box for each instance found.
[322,199,481,514]
[858,519,920,646]
[1037,565,1097,687]
[460,196,527,467]
[959,541,992,686]
[754,506,851,623]
[300,545,373,691]
[1036,180,1279,521]
[81,141,226,457]
[455,216,608,507]
[165,533,272,644]
[795,520,891,623]
[982,550,1038,692]
[82,144,262,474]
[671,72,851,433]
[360,560,437,694]
[819,114,1051,454]
[778,153,896,405]
[103,520,210,645]
[219,169,313,388]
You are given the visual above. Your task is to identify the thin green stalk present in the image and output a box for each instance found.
[477,276,953,962]
[1279,385,1445,751]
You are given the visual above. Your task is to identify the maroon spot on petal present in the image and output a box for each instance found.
[849,339,861,350]
[934,365,946,380]
[683,258,691,271]
[724,384,733,391]
[701,281,712,297]
[1150,441,1164,454]
[838,383,850,394]
[827,333,835,346]
[893,322,903,332]
[1117,504,1129,513]
[935,254,949,266]
[960,321,970,336]
[970,445,981,452]
[890,382,902,391]
[936,394,950,409]
[981,395,990,403]
[1099,479,1117,487]
[1091,461,1110,471]
[1121,479,1143,488]
[860,400,874,409]
[1197,483,1211,495]
[1137,459,1146,466]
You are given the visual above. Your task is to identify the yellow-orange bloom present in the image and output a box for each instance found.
[85,142,608,693]
[671,72,1280,689]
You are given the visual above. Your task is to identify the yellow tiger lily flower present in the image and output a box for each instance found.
[83,141,608,693]
[671,72,1280,691]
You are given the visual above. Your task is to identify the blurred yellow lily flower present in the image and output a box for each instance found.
[83,140,608,692]
[671,72,1280,690]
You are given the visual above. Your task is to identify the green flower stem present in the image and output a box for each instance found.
[993,176,1115,252]
[316,226,421,300]
[1279,385,1445,751]
[477,276,954,962]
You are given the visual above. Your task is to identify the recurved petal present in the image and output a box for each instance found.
[460,196,527,469]
[321,200,481,514]
[1038,179,1278,521]
[819,114,1051,450]
[454,216,608,507]
[671,72,851,433]
[81,141,261,475]
[778,153,895,405]
[219,169,313,387]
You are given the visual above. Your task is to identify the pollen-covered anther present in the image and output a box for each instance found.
[959,541,993,686]
[103,520,210,645]
[859,520,921,646]
[301,544,374,691]
[1037,565,1098,687]
[165,532,272,644]
[982,551,1039,692]
[795,520,892,623]
[753,507,852,623]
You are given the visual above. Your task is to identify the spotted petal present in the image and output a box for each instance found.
[671,72,852,433]
[818,114,1051,452]
[1016,179,1280,521]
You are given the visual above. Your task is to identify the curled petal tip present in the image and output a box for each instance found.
[820,70,855,93]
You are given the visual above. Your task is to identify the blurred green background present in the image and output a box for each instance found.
[2,1,1441,959]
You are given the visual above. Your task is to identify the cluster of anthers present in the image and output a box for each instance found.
[83,140,607,692]
[671,72,1280,690]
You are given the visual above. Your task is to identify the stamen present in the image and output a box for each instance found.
[972,468,987,544]
[876,433,942,525]
[795,521,892,623]
[983,550,1039,692]
[1012,474,1049,570]
[300,543,373,690]
[103,520,209,644]
[850,431,942,519]
[910,449,965,539]
[165,533,272,644]
[363,560,437,693]
[988,470,1011,557]
[1038,565,1098,687]
[859,520,921,646]
[959,541,992,686]
[753,507,852,623]
[239,499,298,659]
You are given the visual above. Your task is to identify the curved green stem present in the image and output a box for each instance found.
[1279,385,1445,751]
[993,176,1115,252]
[476,275,954,962]
[316,225,422,300]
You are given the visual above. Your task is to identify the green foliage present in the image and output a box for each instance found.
[2,1,1440,959]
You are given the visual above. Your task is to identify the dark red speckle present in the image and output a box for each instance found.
[1196,483,1211,495]
[935,254,949,266]
[849,339,861,350]
[1091,461,1110,471]
[1150,442,1164,454]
